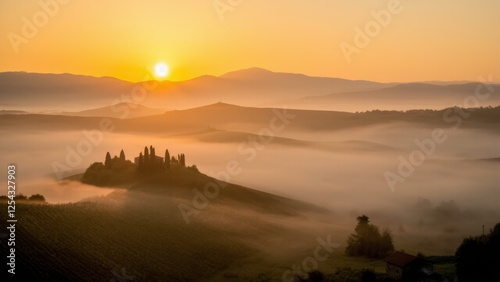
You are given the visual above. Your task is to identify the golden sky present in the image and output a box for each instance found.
[1,0,499,82]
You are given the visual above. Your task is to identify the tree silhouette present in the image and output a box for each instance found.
[177,153,186,167]
[120,149,126,161]
[165,149,171,170]
[138,153,144,175]
[345,215,394,258]
[28,194,46,202]
[456,223,500,281]
[357,215,369,225]
[82,162,109,185]
[144,146,149,170]
[150,146,156,171]
[105,152,112,169]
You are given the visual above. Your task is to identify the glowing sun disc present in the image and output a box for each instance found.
[154,63,169,78]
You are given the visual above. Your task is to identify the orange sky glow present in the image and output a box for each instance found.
[1,0,499,82]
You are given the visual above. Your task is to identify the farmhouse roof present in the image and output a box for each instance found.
[385,252,418,267]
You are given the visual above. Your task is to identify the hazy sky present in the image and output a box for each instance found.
[1,0,499,82]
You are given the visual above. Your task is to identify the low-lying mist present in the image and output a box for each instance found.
[21,178,116,204]
[1,120,499,254]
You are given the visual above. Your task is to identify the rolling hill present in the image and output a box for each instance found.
[170,128,397,153]
[276,83,500,112]
[0,164,340,281]
[2,102,500,136]
[62,102,167,119]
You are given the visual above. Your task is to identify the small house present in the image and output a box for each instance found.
[385,251,432,280]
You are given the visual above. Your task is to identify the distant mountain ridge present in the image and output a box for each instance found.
[0,68,388,111]
[0,72,132,110]
[2,69,499,112]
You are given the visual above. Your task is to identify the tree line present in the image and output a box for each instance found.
[455,222,500,281]
[0,194,46,202]
[82,145,193,185]
[136,145,186,175]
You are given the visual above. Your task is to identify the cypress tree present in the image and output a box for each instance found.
[144,146,149,170]
[119,149,126,161]
[138,152,144,174]
[150,146,156,171]
[165,149,171,170]
[105,152,112,169]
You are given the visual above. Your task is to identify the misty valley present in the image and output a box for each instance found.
[1,73,500,281]
[2,0,500,280]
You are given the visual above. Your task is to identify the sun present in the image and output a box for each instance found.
[154,62,169,79]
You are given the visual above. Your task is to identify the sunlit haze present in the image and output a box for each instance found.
[1,1,500,281]
[1,0,499,82]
